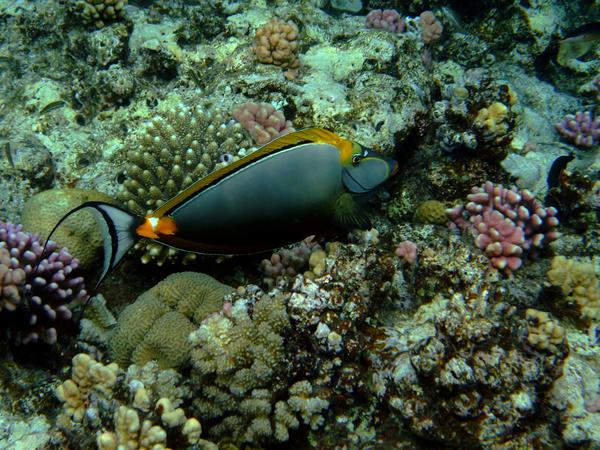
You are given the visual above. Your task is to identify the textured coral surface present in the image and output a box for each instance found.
[0,0,599,448]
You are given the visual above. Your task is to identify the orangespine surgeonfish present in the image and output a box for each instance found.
[47,128,398,288]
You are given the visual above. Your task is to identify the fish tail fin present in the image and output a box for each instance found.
[44,201,143,290]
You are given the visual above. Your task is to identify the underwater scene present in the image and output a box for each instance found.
[0,0,599,448]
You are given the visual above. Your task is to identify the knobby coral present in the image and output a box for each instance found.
[419,11,443,44]
[447,182,559,272]
[365,9,405,34]
[74,0,128,29]
[547,256,599,321]
[253,18,300,79]
[555,111,599,148]
[0,220,88,344]
[233,102,295,145]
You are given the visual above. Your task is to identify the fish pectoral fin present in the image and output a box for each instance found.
[333,193,371,230]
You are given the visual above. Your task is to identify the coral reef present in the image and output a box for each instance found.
[0,220,88,345]
[380,292,567,447]
[0,0,599,448]
[110,272,234,369]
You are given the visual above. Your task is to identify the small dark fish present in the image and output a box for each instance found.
[39,100,66,115]
[3,142,13,169]
[547,153,575,190]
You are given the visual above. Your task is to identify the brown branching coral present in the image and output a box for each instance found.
[56,353,120,423]
[56,354,211,449]
[526,309,567,354]
[74,0,128,29]
[189,294,329,444]
[253,19,300,79]
[119,100,253,265]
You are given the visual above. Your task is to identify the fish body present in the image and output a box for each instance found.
[557,21,600,65]
[47,128,397,288]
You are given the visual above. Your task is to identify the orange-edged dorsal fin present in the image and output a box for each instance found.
[153,128,351,217]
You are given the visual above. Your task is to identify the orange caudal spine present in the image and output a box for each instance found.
[136,215,178,239]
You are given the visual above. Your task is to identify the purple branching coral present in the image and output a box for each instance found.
[447,182,559,273]
[555,111,599,148]
[260,237,321,287]
[366,9,406,34]
[0,220,88,345]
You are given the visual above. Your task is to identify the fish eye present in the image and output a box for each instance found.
[352,154,361,165]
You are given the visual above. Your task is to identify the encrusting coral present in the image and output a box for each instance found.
[110,272,234,369]
[547,256,599,321]
[119,100,253,265]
